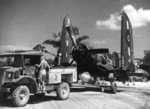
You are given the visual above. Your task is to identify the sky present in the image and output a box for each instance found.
[0,0,150,59]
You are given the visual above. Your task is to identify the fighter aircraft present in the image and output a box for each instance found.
[56,11,135,93]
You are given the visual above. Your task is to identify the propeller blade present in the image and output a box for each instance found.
[64,15,77,48]
[59,15,73,65]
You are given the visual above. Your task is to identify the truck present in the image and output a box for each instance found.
[0,51,77,107]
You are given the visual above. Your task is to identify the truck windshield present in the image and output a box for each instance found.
[0,55,23,67]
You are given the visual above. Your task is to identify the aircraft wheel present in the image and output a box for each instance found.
[110,82,117,94]
[56,82,70,100]
[143,78,148,82]
[145,78,148,82]
[12,86,30,107]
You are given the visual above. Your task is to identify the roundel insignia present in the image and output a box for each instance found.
[127,35,130,42]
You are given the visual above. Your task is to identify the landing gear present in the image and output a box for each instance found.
[143,77,148,82]
[110,81,117,94]
[109,73,117,94]
[96,75,117,94]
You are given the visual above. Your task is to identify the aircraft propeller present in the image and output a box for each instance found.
[65,15,110,61]
[65,15,78,48]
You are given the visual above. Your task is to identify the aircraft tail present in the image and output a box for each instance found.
[121,11,135,71]
[59,15,73,66]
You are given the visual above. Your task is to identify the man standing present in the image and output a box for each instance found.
[36,55,50,93]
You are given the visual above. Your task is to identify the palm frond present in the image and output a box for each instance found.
[35,26,90,50]
[33,44,43,51]
[73,26,79,36]
[52,32,61,40]
[43,40,60,48]
[52,33,58,39]
[76,35,89,44]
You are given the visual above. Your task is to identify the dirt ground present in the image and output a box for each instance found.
[0,82,150,109]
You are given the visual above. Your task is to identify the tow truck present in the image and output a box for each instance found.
[0,50,77,107]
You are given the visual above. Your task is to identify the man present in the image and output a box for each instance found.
[35,55,50,93]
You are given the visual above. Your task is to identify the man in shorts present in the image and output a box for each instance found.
[36,55,50,93]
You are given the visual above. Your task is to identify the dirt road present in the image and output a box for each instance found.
[0,82,150,109]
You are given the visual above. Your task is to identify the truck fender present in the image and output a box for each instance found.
[14,76,38,93]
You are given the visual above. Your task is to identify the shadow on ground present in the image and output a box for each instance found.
[0,87,123,107]
[0,99,13,108]
[71,85,150,94]
[1,85,149,108]
[0,94,59,108]
[70,86,123,94]
[144,92,150,95]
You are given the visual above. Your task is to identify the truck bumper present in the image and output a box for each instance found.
[0,87,10,93]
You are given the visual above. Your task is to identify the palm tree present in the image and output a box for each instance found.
[33,44,43,51]
[42,33,61,50]
[43,26,89,49]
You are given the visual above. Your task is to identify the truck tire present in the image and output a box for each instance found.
[110,82,117,94]
[12,86,30,107]
[56,82,70,100]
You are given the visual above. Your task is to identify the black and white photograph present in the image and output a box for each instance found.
[0,0,150,109]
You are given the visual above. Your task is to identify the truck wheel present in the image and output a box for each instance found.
[12,86,30,107]
[110,82,117,94]
[56,82,70,100]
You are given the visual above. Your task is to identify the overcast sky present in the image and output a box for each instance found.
[0,0,150,59]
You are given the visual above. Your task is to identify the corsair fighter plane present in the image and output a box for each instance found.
[57,11,135,93]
